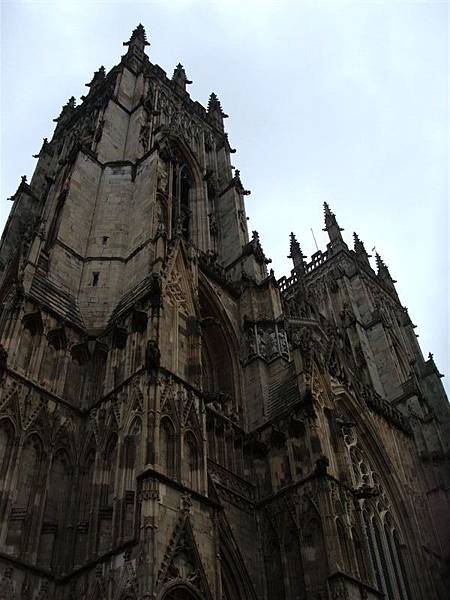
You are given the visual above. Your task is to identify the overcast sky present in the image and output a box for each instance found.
[1,0,448,388]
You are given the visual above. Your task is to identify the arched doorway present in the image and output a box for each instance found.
[163,585,202,600]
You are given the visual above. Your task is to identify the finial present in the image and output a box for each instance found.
[375,252,397,286]
[172,63,192,92]
[353,232,372,265]
[207,93,229,130]
[375,252,385,272]
[322,202,344,247]
[288,232,307,272]
[231,169,251,196]
[53,97,76,126]
[208,93,227,115]
[85,66,105,89]
[123,23,150,48]
[323,202,342,231]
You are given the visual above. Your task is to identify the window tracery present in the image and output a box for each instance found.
[344,429,411,599]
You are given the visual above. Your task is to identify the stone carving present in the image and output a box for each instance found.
[145,339,161,378]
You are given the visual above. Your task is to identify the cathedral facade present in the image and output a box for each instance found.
[0,25,448,600]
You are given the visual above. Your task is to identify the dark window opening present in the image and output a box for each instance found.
[92,272,99,286]
[172,163,192,242]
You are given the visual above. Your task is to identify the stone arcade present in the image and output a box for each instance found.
[0,24,449,600]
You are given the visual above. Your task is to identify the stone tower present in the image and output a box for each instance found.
[0,25,448,600]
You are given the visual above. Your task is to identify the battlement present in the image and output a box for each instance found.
[278,249,331,292]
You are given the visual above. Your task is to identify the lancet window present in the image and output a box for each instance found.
[184,431,199,491]
[344,431,411,599]
[6,434,43,555]
[172,163,192,242]
[38,449,72,570]
[160,417,177,478]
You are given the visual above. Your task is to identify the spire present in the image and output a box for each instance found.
[353,232,371,265]
[123,23,150,48]
[122,24,149,70]
[375,252,397,291]
[288,232,306,273]
[207,93,228,130]
[322,202,345,248]
[172,63,192,93]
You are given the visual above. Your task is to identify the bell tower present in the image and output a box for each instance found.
[0,24,448,600]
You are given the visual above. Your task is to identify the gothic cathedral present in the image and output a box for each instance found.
[0,25,448,600]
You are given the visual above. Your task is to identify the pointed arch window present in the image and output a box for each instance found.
[97,434,117,554]
[184,432,199,491]
[75,448,95,565]
[123,417,142,540]
[124,417,142,491]
[38,449,72,570]
[363,510,382,591]
[174,163,192,241]
[372,516,395,599]
[6,435,43,554]
[102,434,118,507]
[160,418,176,478]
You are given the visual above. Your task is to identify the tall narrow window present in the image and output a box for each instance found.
[364,510,382,591]
[75,449,95,565]
[123,418,142,540]
[172,163,192,241]
[103,435,117,507]
[373,517,394,599]
[185,432,199,491]
[6,436,42,554]
[124,417,142,491]
[385,521,403,599]
[160,418,176,478]
[38,450,72,570]
[97,434,117,554]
